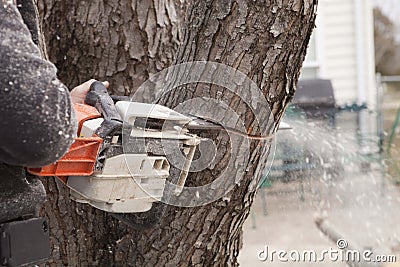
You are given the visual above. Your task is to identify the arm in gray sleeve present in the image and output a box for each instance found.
[0,2,77,167]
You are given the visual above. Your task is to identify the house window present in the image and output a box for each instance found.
[300,32,319,79]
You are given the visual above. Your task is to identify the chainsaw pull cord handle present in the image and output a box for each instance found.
[85,81,123,139]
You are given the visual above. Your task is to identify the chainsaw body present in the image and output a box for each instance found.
[28,82,201,213]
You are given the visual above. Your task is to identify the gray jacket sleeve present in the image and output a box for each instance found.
[0,2,77,167]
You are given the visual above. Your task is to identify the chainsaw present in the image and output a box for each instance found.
[28,81,287,226]
[27,80,278,232]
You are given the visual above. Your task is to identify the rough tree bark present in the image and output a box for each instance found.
[37,0,318,266]
[37,0,184,94]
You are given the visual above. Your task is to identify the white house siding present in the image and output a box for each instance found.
[302,0,376,108]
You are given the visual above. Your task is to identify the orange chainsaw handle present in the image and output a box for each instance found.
[27,104,103,177]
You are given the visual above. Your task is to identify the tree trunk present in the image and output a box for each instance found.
[37,0,183,95]
[37,0,317,266]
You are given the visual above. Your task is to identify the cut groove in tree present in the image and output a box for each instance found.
[37,0,318,266]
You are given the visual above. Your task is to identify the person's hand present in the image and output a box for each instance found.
[70,79,109,104]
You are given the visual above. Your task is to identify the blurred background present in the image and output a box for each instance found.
[240,0,400,266]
